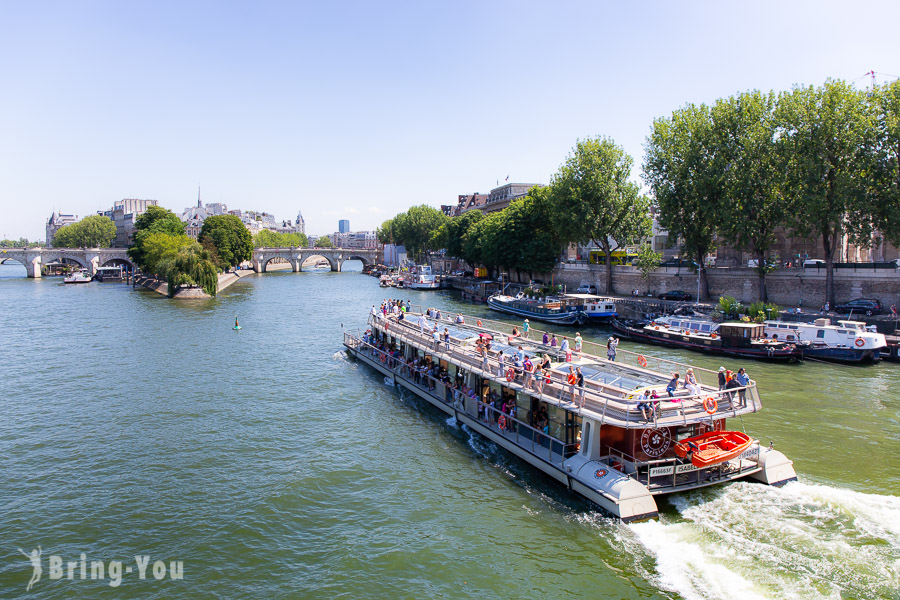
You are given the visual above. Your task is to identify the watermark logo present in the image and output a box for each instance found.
[17,547,183,590]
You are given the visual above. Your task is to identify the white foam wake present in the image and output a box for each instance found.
[628,481,900,600]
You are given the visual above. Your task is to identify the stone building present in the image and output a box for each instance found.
[45,211,79,246]
[103,199,159,247]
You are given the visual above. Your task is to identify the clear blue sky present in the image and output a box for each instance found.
[2,0,899,240]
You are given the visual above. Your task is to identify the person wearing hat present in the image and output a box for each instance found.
[606,336,618,361]
[522,318,530,339]
[717,367,727,391]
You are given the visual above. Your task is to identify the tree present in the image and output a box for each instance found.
[140,232,192,276]
[198,215,252,269]
[376,218,395,245]
[462,212,504,277]
[52,215,117,248]
[712,90,787,301]
[252,229,307,248]
[644,103,721,300]
[778,80,876,306]
[432,210,484,261]
[499,187,561,278]
[551,136,651,294]
[871,80,900,250]
[315,235,333,248]
[159,242,219,297]
[129,206,186,270]
[634,244,662,279]
[391,205,448,261]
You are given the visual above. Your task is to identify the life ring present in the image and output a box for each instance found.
[704,396,718,414]
[637,355,648,367]
[855,337,865,348]
[477,320,483,327]
[498,415,507,430]
[506,368,515,382]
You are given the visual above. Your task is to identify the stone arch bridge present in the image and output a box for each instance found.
[252,248,378,273]
[0,247,133,278]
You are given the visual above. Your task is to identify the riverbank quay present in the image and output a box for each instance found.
[442,263,900,310]
[135,269,253,297]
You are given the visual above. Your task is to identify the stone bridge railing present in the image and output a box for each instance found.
[251,247,378,273]
[0,247,133,278]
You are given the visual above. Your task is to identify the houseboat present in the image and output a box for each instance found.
[612,316,803,362]
[488,292,587,325]
[564,293,618,321]
[405,265,440,290]
[460,279,501,303]
[344,309,797,522]
[763,318,886,364]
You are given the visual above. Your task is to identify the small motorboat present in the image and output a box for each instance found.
[63,270,92,284]
[674,430,753,468]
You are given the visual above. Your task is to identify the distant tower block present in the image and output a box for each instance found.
[339,219,350,234]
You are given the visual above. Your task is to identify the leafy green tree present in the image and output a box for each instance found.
[432,210,484,260]
[777,80,876,306]
[252,229,307,248]
[376,218,395,245]
[391,205,448,261]
[198,215,252,269]
[159,242,219,297]
[462,212,504,276]
[499,186,561,278]
[871,80,900,250]
[315,235,333,248]
[644,103,721,300]
[551,136,650,294]
[712,90,787,301]
[129,206,186,270]
[1,238,40,248]
[141,232,193,276]
[52,215,117,248]
[634,244,662,279]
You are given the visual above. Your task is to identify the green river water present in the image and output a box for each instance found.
[0,263,897,599]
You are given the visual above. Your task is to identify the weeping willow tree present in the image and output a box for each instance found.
[159,242,220,297]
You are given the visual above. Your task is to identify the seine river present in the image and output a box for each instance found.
[1,263,898,599]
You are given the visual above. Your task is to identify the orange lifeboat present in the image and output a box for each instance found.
[673,431,753,468]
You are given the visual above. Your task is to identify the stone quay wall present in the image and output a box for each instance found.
[511,264,900,307]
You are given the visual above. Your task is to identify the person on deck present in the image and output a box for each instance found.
[717,366,727,391]
[522,319,530,338]
[735,367,750,407]
[567,366,578,403]
[542,331,550,345]
[666,372,680,398]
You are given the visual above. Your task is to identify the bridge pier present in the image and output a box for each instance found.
[291,258,301,272]
[25,255,42,278]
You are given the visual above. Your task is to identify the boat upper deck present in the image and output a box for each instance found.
[367,310,762,429]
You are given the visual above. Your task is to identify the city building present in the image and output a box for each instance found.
[296,211,305,235]
[103,199,159,247]
[339,219,350,234]
[333,230,377,249]
[442,193,489,217]
[45,211,79,246]
[181,200,229,239]
[482,183,544,213]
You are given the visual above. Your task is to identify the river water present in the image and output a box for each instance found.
[0,263,897,599]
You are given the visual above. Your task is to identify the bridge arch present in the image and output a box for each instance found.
[341,254,372,269]
[261,255,294,272]
[301,254,338,271]
[43,254,89,273]
[101,257,134,269]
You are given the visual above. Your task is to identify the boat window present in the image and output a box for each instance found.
[789,325,798,329]
[700,324,711,332]
[674,425,696,441]
[581,422,591,456]
[837,330,848,334]
[787,335,795,340]
[817,330,825,338]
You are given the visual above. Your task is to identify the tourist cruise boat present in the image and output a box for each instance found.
[564,293,618,321]
[344,309,796,522]
[612,315,803,362]
[488,292,587,325]
[763,318,886,364]
[63,270,92,284]
[405,265,440,290]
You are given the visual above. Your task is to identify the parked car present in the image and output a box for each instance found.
[802,259,826,268]
[834,298,883,316]
[658,290,693,301]
[575,284,598,294]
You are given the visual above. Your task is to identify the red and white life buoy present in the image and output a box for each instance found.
[498,415,507,430]
[704,396,718,414]
[506,368,515,382]
[637,355,648,368]
[855,337,865,348]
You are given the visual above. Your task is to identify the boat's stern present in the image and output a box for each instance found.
[749,444,797,487]
[566,455,659,522]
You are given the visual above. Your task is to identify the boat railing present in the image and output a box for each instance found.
[603,439,762,491]
[402,306,720,384]
[347,332,574,469]
[363,315,761,426]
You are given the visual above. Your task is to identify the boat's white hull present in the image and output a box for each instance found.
[408,280,440,290]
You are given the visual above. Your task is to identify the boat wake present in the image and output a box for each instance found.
[626,480,900,600]
[383,376,394,387]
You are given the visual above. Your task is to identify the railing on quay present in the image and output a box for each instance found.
[362,313,760,427]
[346,332,575,469]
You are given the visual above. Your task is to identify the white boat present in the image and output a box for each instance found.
[344,308,796,522]
[63,271,92,284]
[406,265,439,290]
[564,293,618,320]
[764,318,886,363]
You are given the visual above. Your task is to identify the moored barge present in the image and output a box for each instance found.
[344,309,796,521]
